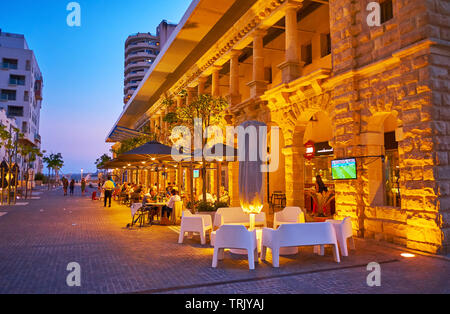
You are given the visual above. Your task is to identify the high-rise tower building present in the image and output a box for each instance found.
[124,20,177,105]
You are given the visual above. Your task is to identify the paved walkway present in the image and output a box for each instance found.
[0,187,448,294]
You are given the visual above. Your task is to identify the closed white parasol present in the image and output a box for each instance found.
[238,120,267,230]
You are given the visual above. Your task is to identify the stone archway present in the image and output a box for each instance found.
[364,111,400,206]
[267,91,334,209]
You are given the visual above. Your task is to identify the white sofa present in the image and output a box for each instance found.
[273,207,305,229]
[261,222,340,267]
[214,207,267,228]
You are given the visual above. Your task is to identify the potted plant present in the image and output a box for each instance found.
[305,190,335,222]
[196,200,216,223]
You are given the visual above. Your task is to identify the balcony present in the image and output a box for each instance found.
[125,61,151,73]
[125,71,146,81]
[125,42,159,55]
[124,82,140,92]
[125,52,157,64]
[34,134,41,143]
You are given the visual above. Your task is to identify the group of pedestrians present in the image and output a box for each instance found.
[62,177,87,196]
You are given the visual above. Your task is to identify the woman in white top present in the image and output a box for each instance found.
[162,189,181,219]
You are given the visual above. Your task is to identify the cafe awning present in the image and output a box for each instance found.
[106,126,148,143]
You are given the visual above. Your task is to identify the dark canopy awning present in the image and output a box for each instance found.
[106,126,147,143]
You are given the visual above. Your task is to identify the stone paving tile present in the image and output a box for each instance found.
[0,187,448,294]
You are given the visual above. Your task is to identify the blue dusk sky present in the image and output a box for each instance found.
[0,0,191,174]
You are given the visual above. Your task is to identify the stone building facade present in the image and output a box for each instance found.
[108,0,449,254]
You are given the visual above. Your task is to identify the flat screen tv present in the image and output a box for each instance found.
[331,158,357,180]
[193,169,200,179]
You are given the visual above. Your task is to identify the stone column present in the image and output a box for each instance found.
[229,50,241,106]
[283,146,304,208]
[212,66,222,97]
[247,29,267,98]
[198,76,207,95]
[176,94,183,108]
[187,87,197,105]
[278,2,303,83]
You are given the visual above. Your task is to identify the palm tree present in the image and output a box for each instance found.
[43,153,64,189]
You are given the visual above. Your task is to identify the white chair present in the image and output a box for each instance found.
[326,217,355,257]
[129,203,145,227]
[178,211,212,245]
[212,225,258,270]
[273,207,305,229]
[171,201,183,225]
[261,223,340,268]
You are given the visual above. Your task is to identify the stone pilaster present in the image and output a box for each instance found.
[282,146,304,208]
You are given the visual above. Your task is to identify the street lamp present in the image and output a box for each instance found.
[81,168,83,181]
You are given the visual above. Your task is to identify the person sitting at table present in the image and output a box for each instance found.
[130,185,142,203]
[142,187,159,225]
[161,189,181,223]
[165,183,172,197]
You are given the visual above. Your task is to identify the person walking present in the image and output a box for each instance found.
[102,176,115,208]
[69,179,75,196]
[63,177,69,196]
[81,178,86,196]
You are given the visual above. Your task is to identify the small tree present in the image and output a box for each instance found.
[168,92,228,203]
[17,143,43,199]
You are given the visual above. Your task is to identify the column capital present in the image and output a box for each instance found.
[212,65,223,72]
[283,0,304,10]
[197,75,208,83]
[251,28,268,39]
[229,49,242,58]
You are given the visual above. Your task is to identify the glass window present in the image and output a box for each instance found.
[7,106,24,117]
[381,0,394,24]
[1,90,16,101]
[384,132,400,207]
[302,42,313,65]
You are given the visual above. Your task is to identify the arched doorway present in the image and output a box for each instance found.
[302,111,334,214]
[366,111,401,207]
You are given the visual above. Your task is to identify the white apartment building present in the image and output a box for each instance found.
[0,30,43,174]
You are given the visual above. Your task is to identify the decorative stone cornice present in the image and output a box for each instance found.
[169,0,288,95]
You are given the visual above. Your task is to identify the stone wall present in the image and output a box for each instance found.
[329,0,450,253]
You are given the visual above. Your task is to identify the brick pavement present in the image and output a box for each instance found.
[0,187,448,294]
